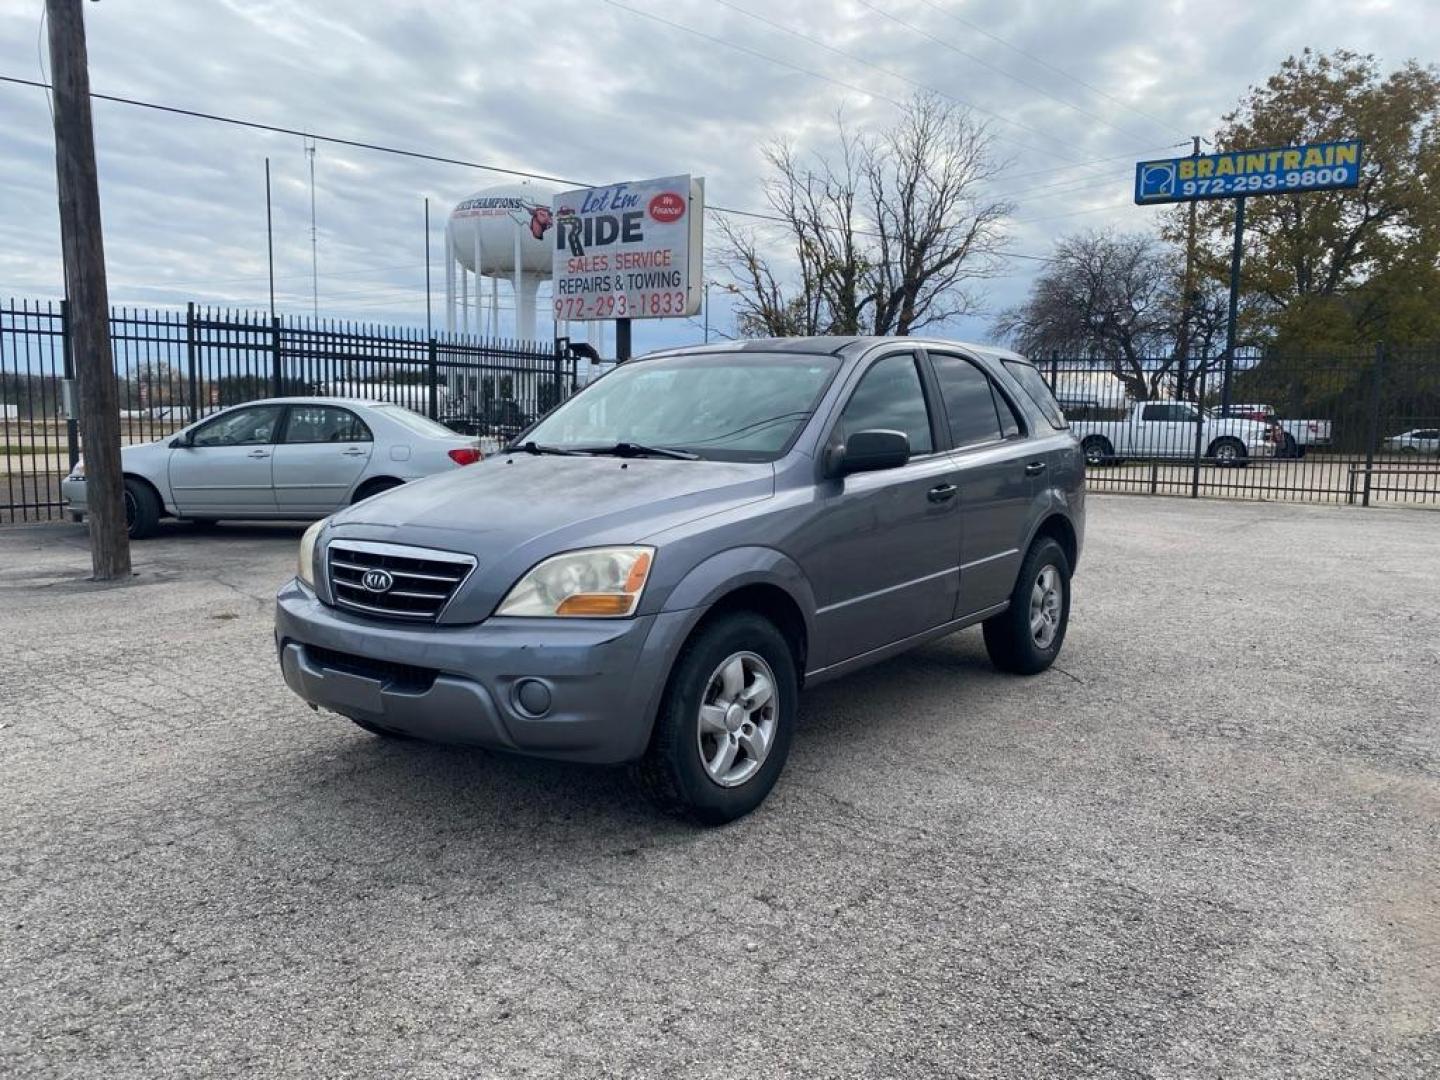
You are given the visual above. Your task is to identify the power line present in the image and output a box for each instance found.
[0,72,1144,243]
[853,0,1161,146]
[913,0,1189,139]
[0,73,1060,276]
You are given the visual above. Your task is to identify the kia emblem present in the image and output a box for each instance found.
[361,569,394,593]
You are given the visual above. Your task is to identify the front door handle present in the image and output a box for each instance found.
[1024,461,1047,476]
[927,482,958,503]
[247,449,271,459]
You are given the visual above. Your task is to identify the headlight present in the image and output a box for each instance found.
[298,519,326,589]
[496,546,654,618]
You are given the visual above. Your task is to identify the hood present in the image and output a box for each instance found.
[323,453,775,622]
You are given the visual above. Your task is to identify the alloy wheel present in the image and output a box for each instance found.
[696,651,778,788]
[1030,565,1062,649]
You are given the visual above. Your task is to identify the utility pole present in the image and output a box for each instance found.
[46,0,130,580]
[1176,134,1201,399]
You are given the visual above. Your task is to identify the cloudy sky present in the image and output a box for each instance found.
[1,0,1435,353]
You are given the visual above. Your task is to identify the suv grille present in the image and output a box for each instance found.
[326,539,476,622]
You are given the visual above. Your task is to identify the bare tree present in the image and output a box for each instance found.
[994,230,1228,401]
[717,94,1011,338]
[865,95,1012,334]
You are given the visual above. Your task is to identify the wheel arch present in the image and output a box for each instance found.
[352,475,405,503]
[1026,511,1079,574]
[123,471,166,514]
[658,546,816,685]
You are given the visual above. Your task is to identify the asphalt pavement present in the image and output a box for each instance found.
[2,496,1437,1078]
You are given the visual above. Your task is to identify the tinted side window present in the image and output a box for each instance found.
[839,354,933,455]
[1003,360,1069,430]
[1141,404,1176,422]
[930,353,1003,448]
[191,404,284,447]
[283,406,372,444]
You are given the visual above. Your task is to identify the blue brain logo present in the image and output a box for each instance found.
[1139,163,1176,199]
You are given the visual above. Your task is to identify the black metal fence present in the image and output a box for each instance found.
[1040,345,1440,507]
[1,299,576,524]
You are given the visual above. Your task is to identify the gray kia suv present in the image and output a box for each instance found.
[275,337,1084,823]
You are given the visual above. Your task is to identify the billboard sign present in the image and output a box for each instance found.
[1134,139,1363,205]
[552,174,704,321]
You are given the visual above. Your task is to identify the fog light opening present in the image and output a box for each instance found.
[514,679,553,717]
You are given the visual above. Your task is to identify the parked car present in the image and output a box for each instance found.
[1068,400,1278,467]
[63,397,483,538]
[440,398,532,440]
[1216,403,1332,458]
[275,337,1085,824]
[1384,428,1440,454]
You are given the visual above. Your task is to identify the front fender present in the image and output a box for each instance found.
[660,545,816,630]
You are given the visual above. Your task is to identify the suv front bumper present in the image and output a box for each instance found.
[275,580,692,764]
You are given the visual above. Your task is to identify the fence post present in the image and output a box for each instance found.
[185,302,199,422]
[553,340,565,412]
[1190,360,1207,499]
[1361,341,1385,508]
[61,298,79,469]
[427,336,439,420]
[270,315,283,398]
[1049,349,1059,391]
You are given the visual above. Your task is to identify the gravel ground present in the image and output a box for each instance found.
[1,496,1437,1079]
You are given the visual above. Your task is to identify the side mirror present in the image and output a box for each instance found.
[170,433,192,449]
[829,429,911,477]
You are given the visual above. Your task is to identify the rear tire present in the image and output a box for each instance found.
[1081,436,1113,468]
[123,478,161,539]
[632,612,798,826]
[983,538,1071,676]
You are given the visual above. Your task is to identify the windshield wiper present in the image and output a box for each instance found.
[578,441,700,461]
[506,440,585,457]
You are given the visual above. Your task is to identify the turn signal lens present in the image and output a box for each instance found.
[448,447,482,466]
[496,547,654,618]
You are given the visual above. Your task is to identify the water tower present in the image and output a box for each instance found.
[445,181,556,341]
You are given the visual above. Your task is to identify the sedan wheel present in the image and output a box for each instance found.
[696,651,778,789]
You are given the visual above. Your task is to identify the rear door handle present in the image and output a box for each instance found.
[1025,461,1047,476]
[341,448,367,457]
[927,482,958,503]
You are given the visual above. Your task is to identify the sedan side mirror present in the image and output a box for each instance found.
[169,434,192,449]
[829,429,911,477]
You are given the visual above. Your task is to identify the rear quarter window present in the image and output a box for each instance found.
[1002,360,1068,430]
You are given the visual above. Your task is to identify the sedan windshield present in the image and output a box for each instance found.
[522,352,842,461]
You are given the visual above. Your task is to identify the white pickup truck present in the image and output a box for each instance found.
[1065,400,1279,467]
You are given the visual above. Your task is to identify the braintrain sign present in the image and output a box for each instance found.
[1134,140,1363,205]
[551,175,704,321]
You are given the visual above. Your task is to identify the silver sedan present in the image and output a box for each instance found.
[63,397,484,538]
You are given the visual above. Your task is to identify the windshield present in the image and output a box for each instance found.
[371,403,462,439]
[521,351,843,461]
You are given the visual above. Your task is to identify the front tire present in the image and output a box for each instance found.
[983,538,1072,675]
[123,478,161,539]
[632,612,798,826]
[1209,437,1247,468]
